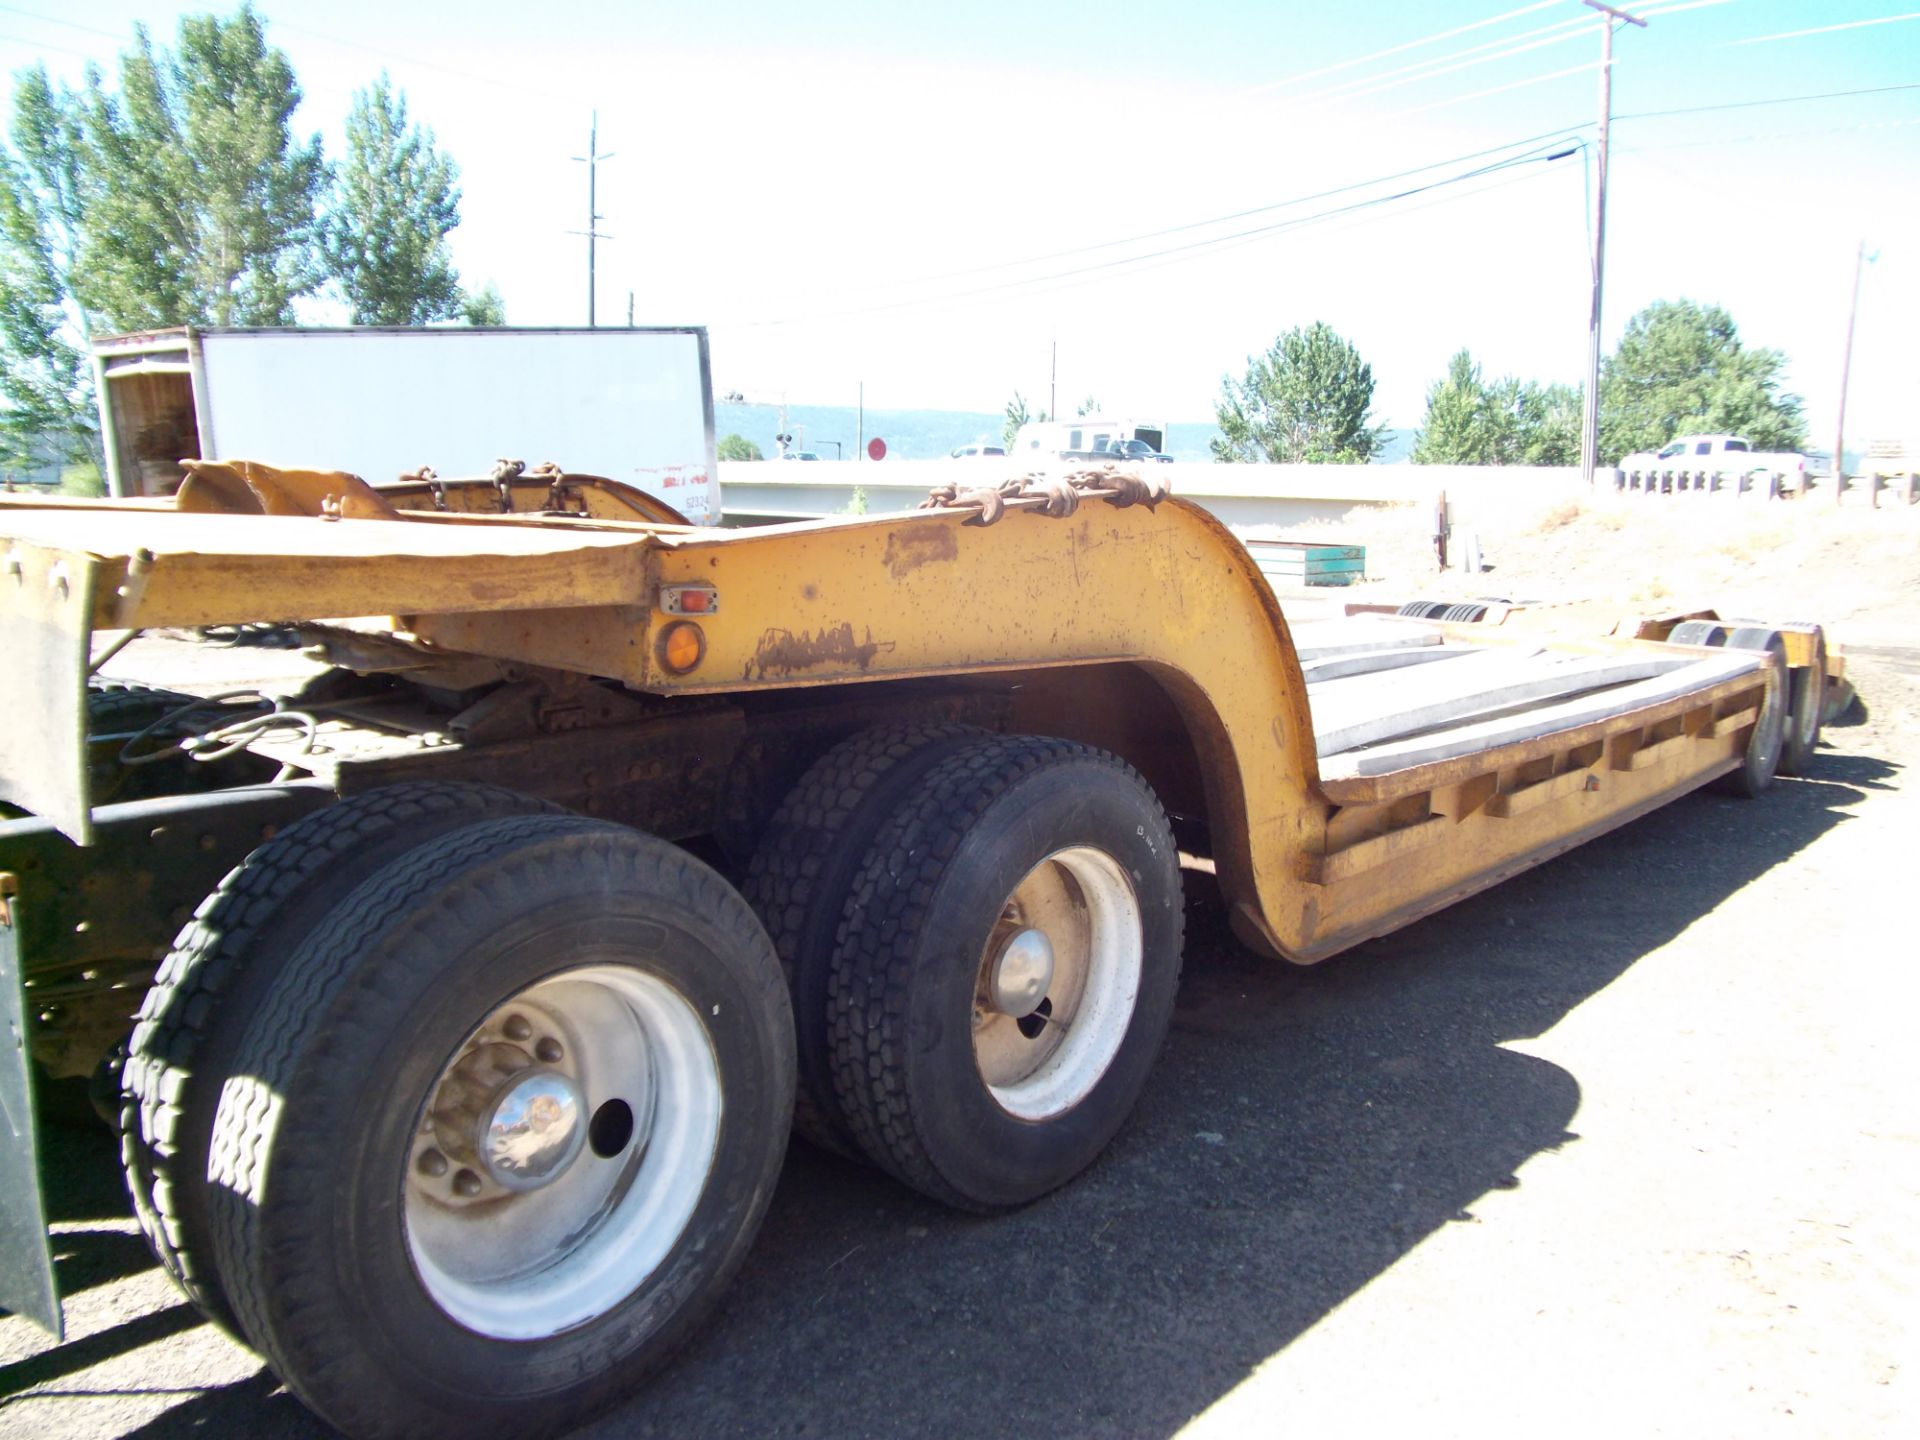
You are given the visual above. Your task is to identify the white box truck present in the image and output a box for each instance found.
[91,325,721,522]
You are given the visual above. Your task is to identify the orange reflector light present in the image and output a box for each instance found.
[657,620,706,675]
[659,583,719,616]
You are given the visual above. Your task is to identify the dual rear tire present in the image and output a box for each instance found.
[126,797,794,1439]
[124,730,1183,1434]
[750,729,1185,1212]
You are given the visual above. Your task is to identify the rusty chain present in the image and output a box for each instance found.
[918,465,1171,526]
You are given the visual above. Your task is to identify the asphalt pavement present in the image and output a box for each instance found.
[2,655,1915,1439]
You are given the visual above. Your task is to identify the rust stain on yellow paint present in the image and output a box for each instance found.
[746,622,890,680]
[882,526,958,578]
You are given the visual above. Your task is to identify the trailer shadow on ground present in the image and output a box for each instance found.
[0,747,1893,1440]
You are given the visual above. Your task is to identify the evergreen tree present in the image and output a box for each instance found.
[1412,349,1581,466]
[1600,300,1805,462]
[460,282,505,326]
[0,68,98,465]
[79,4,328,328]
[1003,390,1047,449]
[326,75,464,325]
[1212,322,1385,464]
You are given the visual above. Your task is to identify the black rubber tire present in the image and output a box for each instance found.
[85,679,202,734]
[203,814,795,1440]
[825,735,1183,1213]
[86,682,208,803]
[1712,626,1790,798]
[1667,619,1729,648]
[120,782,561,1335]
[740,723,987,1153]
[1777,628,1827,777]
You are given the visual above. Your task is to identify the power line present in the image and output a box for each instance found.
[0,4,124,41]
[1267,0,1729,113]
[1615,115,1920,151]
[0,30,93,58]
[271,21,507,88]
[1227,1,1567,101]
[914,124,1588,286]
[717,159,1575,337]
[1294,14,1596,108]
[1617,81,1920,120]
[1387,58,1598,118]
[1728,11,1920,47]
[746,144,1583,329]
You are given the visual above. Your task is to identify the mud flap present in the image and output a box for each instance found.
[0,541,97,845]
[0,884,60,1338]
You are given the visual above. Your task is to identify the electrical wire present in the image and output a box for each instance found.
[915,124,1589,286]
[0,4,123,41]
[1727,12,1920,47]
[739,143,1583,329]
[1225,1,1568,101]
[1617,81,1920,120]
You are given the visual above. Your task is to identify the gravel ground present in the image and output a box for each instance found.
[3,496,1916,1439]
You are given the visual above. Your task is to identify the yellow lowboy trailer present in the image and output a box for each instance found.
[0,462,1826,1439]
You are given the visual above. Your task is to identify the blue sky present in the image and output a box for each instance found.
[3,1,1916,444]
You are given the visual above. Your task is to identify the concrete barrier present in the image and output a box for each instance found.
[720,460,1590,529]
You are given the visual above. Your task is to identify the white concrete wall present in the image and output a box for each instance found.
[719,459,1591,530]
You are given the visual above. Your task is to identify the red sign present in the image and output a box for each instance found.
[867,437,887,461]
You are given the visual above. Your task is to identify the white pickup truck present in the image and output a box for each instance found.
[1618,433,1811,498]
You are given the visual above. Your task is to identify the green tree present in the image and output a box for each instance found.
[1411,349,1581,466]
[1599,299,1806,462]
[1411,350,1488,464]
[716,433,762,461]
[1212,322,1385,464]
[1003,390,1047,449]
[460,281,505,326]
[0,67,99,466]
[325,75,464,324]
[1077,394,1100,417]
[80,4,328,328]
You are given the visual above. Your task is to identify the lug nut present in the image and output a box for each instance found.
[416,1148,449,1178]
[452,1168,483,1198]
[535,1037,564,1064]
[502,1014,533,1042]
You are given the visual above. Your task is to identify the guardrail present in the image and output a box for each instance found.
[1613,465,1801,500]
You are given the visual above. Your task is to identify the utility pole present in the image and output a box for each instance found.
[1833,239,1869,505]
[1050,340,1057,423]
[1579,1,1646,489]
[570,113,614,328]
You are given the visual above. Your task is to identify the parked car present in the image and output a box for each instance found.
[1110,438,1173,464]
[950,443,1007,459]
[781,450,821,462]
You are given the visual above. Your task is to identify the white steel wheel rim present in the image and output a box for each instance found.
[973,846,1142,1121]
[403,963,721,1340]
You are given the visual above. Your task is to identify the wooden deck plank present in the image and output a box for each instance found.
[1317,651,1763,778]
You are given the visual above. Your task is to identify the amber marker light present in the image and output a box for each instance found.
[659,583,719,615]
[656,620,706,675]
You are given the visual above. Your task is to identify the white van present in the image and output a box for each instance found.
[1010,417,1168,462]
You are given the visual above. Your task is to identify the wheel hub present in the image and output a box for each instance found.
[424,1033,588,1195]
[989,926,1055,1016]
[479,1069,587,1190]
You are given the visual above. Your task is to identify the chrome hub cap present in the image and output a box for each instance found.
[480,1068,587,1190]
[972,847,1143,1121]
[989,927,1056,1016]
[403,966,718,1341]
